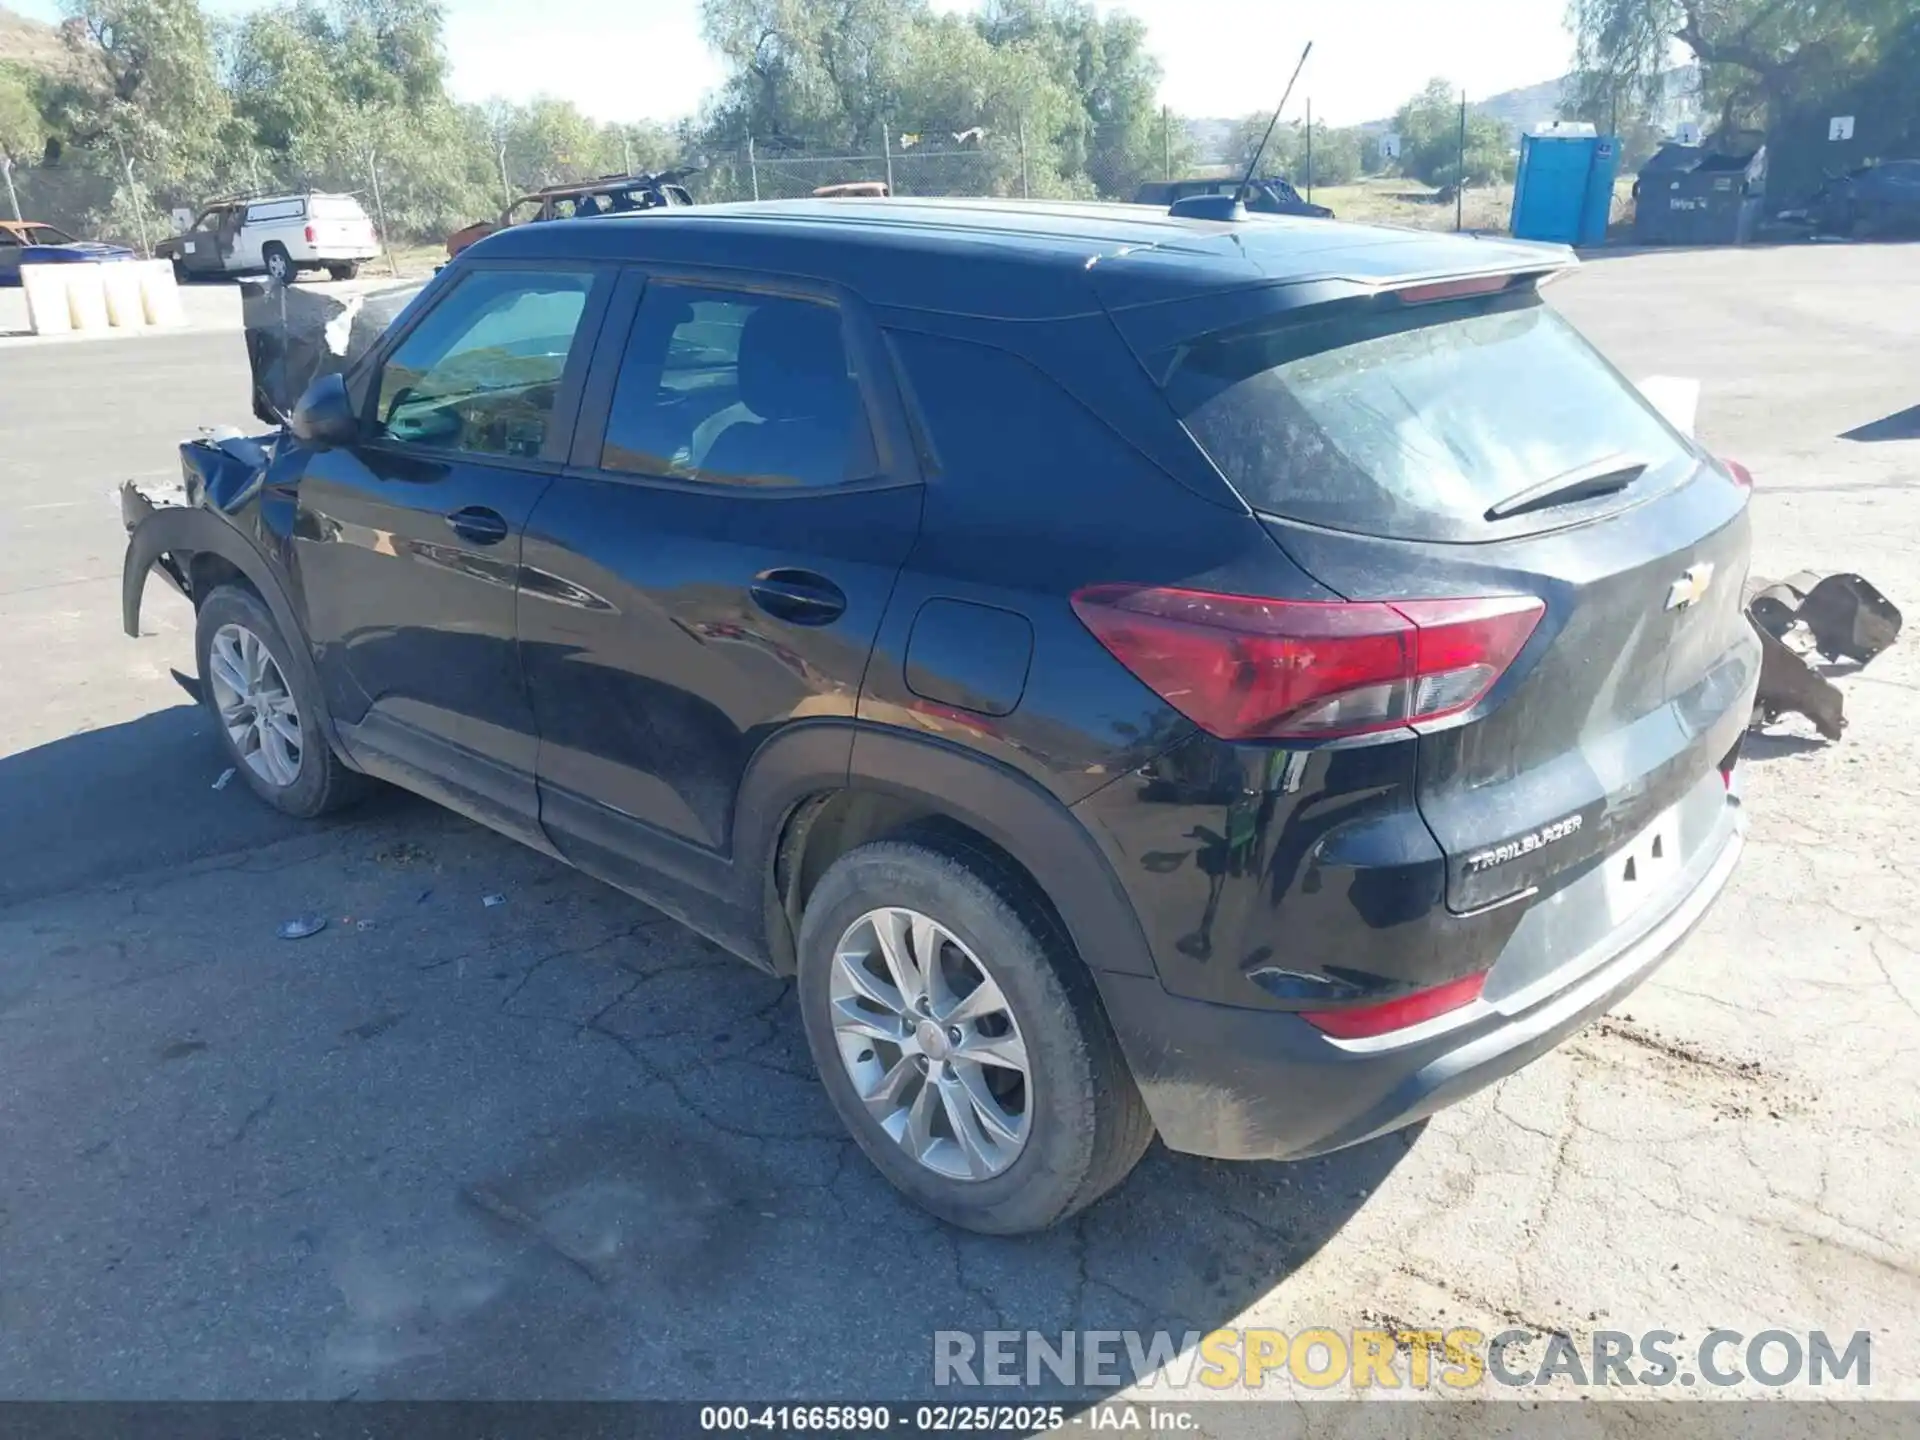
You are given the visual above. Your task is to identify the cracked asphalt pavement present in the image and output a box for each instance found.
[1,244,1917,1407]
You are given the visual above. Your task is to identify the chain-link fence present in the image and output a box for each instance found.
[688,109,1200,207]
[2,160,116,237]
[696,139,1008,204]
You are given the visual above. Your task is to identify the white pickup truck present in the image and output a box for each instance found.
[155,192,380,284]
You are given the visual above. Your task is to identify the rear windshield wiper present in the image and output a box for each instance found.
[1485,456,1650,521]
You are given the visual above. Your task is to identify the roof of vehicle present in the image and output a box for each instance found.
[470,195,1574,320]
[198,191,358,208]
[1,220,65,237]
[1139,176,1296,194]
[516,174,693,203]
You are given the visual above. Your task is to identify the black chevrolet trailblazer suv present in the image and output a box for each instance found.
[122,197,1758,1234]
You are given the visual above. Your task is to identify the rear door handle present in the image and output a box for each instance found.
[446,505,509,546]
[750,569,846,626]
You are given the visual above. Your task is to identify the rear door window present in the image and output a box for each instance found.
[1160,295,1698,541]
[373,268,597,460]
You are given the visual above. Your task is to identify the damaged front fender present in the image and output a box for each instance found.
[121,452,349,761]
[120,431,285,638]
[120,499,236,638]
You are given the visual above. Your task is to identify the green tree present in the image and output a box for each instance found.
[498,96,616,190]
[1560,67,1666,166]
[229,0,446,157]
[891,11,1083,197]
[699,0,920,151]
[1392,78,1512,189]
[1300,123,1362,187]
[0,63,46,220]
[30,0,237,243]
[974,0,1169,197]
[1224,112,1299,177]
[1567,0,1904,137]
[696,0,1174,198]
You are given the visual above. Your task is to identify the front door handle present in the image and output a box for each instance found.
[446,505,509,546]
[750,569,846,626]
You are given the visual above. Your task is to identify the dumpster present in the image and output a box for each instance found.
[1631,141,1767,244]
[1510,124,1621,246]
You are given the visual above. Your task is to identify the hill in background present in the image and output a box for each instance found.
[0,4,69,74]
[1184,67,1702,163]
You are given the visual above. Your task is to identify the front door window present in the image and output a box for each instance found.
[372,269,597,460]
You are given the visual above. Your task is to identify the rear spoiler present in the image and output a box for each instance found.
[1109,251,1579,387]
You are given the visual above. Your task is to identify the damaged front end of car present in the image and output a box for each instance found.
[121,273,429,646]
[120,428,279,635]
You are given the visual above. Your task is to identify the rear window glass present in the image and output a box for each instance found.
[308,195,369,221]
[1159,295,1696,540]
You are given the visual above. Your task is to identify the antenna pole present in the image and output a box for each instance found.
[1238,40,1313,203]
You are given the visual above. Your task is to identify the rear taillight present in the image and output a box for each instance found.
[304,224,316,243]
[1721,458,1753,489]
[1300,970,1488,1039]
[1070,586,1545,741]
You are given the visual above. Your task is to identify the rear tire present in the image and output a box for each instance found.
[327,262,360,282]
[263,243,294,285]
[194,585,366,819]
[796,832,1153,1234]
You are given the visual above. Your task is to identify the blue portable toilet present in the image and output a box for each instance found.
[1510,123,1621,246]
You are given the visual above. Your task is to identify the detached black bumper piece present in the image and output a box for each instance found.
[1098,793,1745,1161]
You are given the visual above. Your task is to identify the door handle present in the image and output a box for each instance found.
[446,505,510,545]
[750,569,847,626]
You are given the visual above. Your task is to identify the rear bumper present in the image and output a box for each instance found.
[1098,790,1746,1161]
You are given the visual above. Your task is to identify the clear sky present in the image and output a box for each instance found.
[14,0,1580,126]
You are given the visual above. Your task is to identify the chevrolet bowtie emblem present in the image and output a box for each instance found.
[1666,562,1715,611]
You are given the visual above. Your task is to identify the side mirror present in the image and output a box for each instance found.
[289,372,359,448]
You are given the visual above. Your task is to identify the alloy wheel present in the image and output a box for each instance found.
[207,622,303,788]
[828,906,1032,1181]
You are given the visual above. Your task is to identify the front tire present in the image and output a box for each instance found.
[195,585,365,818]
[263,243,294,285]
[797,833,1153,1234]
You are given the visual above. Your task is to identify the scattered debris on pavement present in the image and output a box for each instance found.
[1745,571,1903,739]
[374,840,432,867]
[276,915,328,940]
[212,767,235,791]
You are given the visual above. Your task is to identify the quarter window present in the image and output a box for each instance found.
[600,284,877,488]
[373,268,595,460]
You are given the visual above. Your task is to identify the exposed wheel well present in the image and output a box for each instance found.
[187,552,253,606]
[770,788,1072,978]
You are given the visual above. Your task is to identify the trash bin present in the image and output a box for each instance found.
[1631,142,1768,245]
